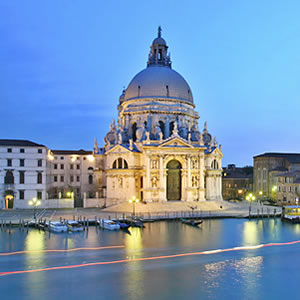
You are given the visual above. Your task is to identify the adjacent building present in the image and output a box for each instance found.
[47,150,98,208]
[276,171,300,205]
[222,164,253,200]
[253,152,300,202]
[0,140,48,209]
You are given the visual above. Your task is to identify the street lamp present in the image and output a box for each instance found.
[246,193,256,208]
[129,196,139,218]
[28,197,41,220]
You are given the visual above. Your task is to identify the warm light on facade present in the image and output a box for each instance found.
[71,156,77,162]
[87,155,95,162]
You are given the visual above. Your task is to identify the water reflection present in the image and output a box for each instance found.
[1,219,300,300]
[25,230,46,300]
[243,221,262,245]
[124,228,144,300]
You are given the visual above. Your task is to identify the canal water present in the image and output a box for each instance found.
[0,218,299,300]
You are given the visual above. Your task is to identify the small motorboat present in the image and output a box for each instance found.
[98,219,120,230]
[49,221,68,233]
[67,220,83,232]
[181,218,203,227]
[131,218,145,228]
[116,220,131,230]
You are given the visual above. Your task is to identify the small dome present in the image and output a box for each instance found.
[124,65,193,104]
[152,37,166,46]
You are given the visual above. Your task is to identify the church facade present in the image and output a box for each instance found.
[93,28,223,206]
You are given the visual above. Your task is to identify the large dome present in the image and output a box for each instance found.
[124,65,194,104]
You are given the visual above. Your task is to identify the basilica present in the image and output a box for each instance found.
[93,28,223,205]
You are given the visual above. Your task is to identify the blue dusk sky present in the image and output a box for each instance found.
[1,1,300,166]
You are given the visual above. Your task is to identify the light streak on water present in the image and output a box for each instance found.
[1,240,300,277]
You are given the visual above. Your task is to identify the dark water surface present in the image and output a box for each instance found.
[0,219,300,300]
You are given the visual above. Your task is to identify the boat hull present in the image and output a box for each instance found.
[49,223,68,233]
[98,219,120,230]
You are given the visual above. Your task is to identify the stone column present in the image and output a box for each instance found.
[187,155,191,188]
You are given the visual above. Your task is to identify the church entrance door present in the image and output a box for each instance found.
[166,160,181,201]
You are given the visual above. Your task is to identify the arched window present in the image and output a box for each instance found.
[211,159,218,170]
[112,158,129,169]
[132,123,137,142]
[113,160,117,169]
[124,160,128,169]
[37,172,42,184]
[4,171,14,184]
[118,158,123,169]
[88,175,93,184]
[88,167,94,171]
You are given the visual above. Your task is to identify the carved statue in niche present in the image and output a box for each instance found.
[151,176,158,188]
[192,176,199,187]
[151,159,159,169]
[191,157,198,169]
[118,177,123,188]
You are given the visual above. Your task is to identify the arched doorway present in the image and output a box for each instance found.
[4,191,14,209]
[167,160,182,200]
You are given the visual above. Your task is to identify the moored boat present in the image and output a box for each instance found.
[181,218,203,226]
[67,220,83,232]
[49,221,68,233]
[116,220,131,229]
[282,206,300,223]
[98,219,120,230]
[131,218,145,228]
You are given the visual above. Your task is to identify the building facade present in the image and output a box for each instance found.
[94,28,223,205]
[47,150,98,207]
[276,171,300,205]
[253,152,300,201]
[0,140,48,209]
[222,164,253,200]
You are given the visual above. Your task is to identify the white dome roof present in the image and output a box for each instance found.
[124,65,193,104]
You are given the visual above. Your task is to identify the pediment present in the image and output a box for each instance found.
[158,137,193,148]
[210,147,224,158]
[105,144,131,155]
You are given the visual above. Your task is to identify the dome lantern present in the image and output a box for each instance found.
[147,26,171,68]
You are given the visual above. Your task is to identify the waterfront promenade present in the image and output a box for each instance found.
[0,201,282,223]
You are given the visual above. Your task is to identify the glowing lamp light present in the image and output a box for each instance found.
[259,191,263,196]
[28,197,41,220]
[129,196,139,217]
[272,186,277,192]
[87,155,95,162]
[238,189,243,194]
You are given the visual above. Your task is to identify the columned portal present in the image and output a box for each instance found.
[167,160,182,201]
